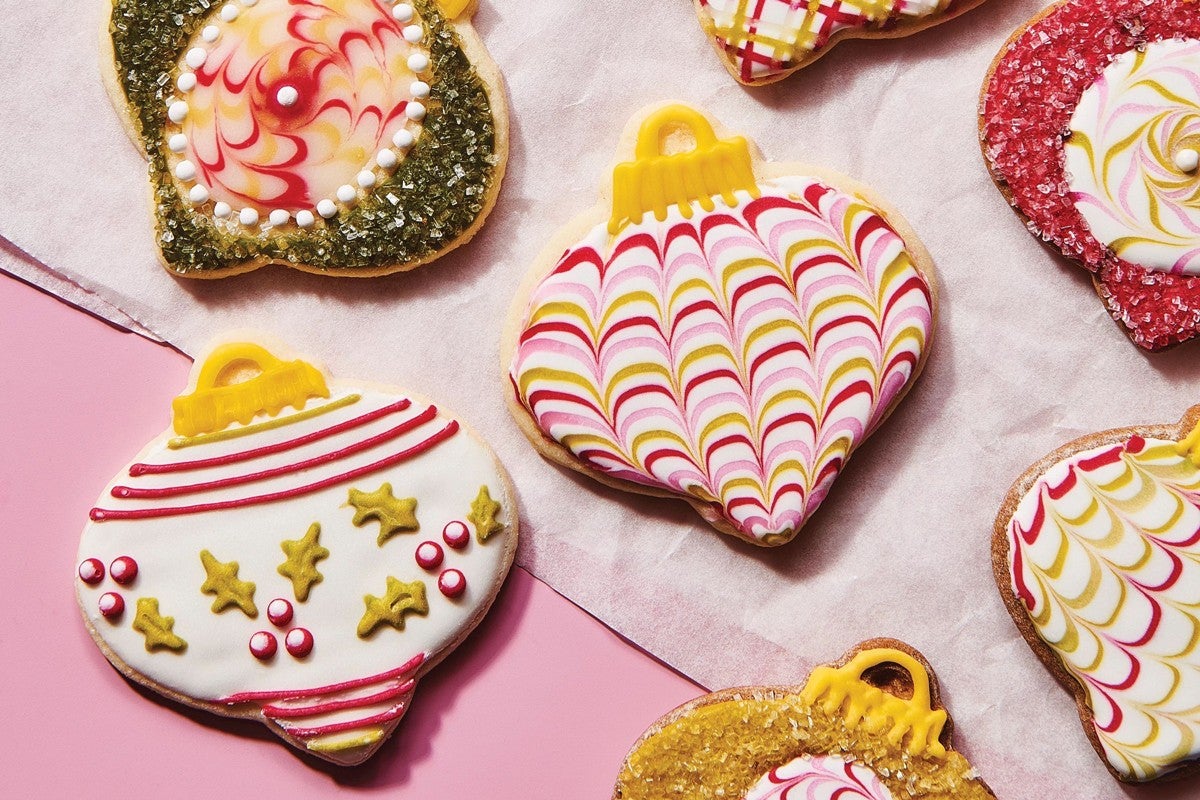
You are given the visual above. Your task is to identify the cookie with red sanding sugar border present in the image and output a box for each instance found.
[993,404,1200,782]
[693,0,991,86]
[102,0,507,278]
[612,639,996,799]
[75,339,517,765]
[980,0,1200,351]
[504,102,937,547]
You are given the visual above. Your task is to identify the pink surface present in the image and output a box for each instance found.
[0,272,699,796]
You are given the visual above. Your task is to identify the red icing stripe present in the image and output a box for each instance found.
[262,678,416,719]
[89,421,458,521]
[281,704,411,738]
[222,653,425,704]
[111,406,439,500]
[129,398,411,476]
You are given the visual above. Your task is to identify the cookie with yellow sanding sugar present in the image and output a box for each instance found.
[994,404,1200,783]
[102,0,507,277]
[75,339,517,765]
[613,639,996,799]
[693,0,990,86]
[504,102,937,547]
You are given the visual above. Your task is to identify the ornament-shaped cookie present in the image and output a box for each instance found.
[981,0,1200,350]
[613,640,995,799]
[693,0,988,86]
[505,103,936,546]
[103,0,507,277]
[995,405,1200,782]
[76,341,517,764]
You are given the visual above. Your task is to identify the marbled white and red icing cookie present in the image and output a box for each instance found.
[103,0,507,277]
[693,0,989,86]
[994,404,1200,782]
[612,640,995,799]
[76,340,517,765]
[981,0,1200,350]
[504,103,936,547]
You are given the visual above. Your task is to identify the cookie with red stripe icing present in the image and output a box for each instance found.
[504,103,937,547]
[75,339,517,765]
[613,639,996,799]
[103,0,507,277]
[994,404,1200,782]
[981,0,1200,350]
[692,0,989,86]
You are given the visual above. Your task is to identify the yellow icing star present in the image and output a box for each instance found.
[132,597,186,653]
[467,485,504,542]
[348,483,419,545]
[357,577,429,638]
[277,522,330,602]
[199,550,257,617]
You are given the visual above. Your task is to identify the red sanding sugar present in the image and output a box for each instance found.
[981,0,1200,350]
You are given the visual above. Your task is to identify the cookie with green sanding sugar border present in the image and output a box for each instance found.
[75,338,517,764]
[102,0,508,278]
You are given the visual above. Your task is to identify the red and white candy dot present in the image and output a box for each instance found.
[438,569,466,599]
[267,598,293,627]
[442,520,469,549]
[415,541,444,570]
[109,556,138,585]
[249,631,278,661]
[285,628,314,658]
[98,592,125,619]
[78,558,105,584]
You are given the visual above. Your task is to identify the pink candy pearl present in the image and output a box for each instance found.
[438,569,466,598]
[285,628,314,658]
[249,631,277,660]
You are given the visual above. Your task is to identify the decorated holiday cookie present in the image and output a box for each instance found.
[504,103,936,547]
[980,0,1200,350]
[103,0,507,277]
[692,0,987,86]
[613,640,995,799]
[75,340,517,764]
[994,404,1200,782]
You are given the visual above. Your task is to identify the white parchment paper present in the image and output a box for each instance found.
[3,1,1199,796]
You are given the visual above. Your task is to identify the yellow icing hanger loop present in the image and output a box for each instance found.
[1177,419,1200,466]
[608,104,760,234]
[172,343,330,436]
[436,0,474,20]
[798,648,948,759]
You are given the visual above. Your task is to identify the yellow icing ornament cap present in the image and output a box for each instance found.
[799,647,948,758]
[1177,417,1200,466]
[436,0,475,20]
[609,104,760,234]
[172,343,330,437]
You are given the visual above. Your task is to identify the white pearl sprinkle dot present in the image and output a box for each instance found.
[392,129,414,149]
[392,3,414,23]
[176,73,197,92]
[269,209,290,227]
[407,53,430,72]
[405,102,426,121]
[239,208,260,226]
[356,170,377,188]
[168,101,189,123]
[336,184,357,204]
[220,3,239,21]
[201,25,220,43]
[168,133,188,152]
[402,24,423,43]
[1175,148,1200,174]
[316,199,338,218]
[188,185,210,204]
[213,202,233,219]
[174,160,197,181]
[276,85,299,107]
[185,48,207,70]
[295,210,315,228]
[410,81,430,99]
[376,149,398,169]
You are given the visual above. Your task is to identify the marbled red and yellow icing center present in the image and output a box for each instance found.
[1007,434,1200,781]
[178,0,425,214]
[743,754,894,800]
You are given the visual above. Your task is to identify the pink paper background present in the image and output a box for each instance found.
[0,273,700,796]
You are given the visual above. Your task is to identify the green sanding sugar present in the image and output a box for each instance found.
[110,0,498,275]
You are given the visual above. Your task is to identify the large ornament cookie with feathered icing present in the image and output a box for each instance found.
[75,340,516,765]
[994,404,1200,782]
[103,0,507,277]
[981,0,1200,350]
[613,640,996,799]
[504,103,936,547]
